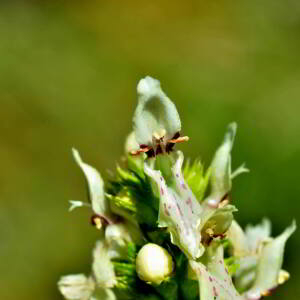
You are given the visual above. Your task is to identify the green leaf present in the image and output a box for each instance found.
[183,158,211,202]
[154,279,178,300]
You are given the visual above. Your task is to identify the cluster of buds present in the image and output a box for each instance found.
[58,77,295,300]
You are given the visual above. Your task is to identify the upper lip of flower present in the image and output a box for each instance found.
[131,76,189,158]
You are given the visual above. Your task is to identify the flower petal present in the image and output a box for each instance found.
[227,220,249,257]
[205,123,237,207]
[72,148,111,218]
[144,151,204,259]
[245,221,296,299]
[189,242,243,300]
[58,274,95,300]
[245,218,271,254]
[199,204,237,239]
[92,239,117,288]
[133,76,181,146]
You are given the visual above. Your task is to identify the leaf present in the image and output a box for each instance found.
[183,158,211,202]
[133,76,181,146]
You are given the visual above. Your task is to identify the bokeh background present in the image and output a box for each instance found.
[0,1,299,299]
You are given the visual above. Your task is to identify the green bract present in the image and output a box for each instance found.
[59,76,295,300]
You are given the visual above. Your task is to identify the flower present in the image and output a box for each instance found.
[59,149,145,300]
[143,122,246,259]
[59,76,296,300]
[227,219,296,299]
[131,76,189,157]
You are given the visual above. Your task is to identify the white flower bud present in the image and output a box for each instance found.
[136,243,174,285]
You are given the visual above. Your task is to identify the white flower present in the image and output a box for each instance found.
[227,219,296,299]
[131,76,188,157]
[144,150,237,260]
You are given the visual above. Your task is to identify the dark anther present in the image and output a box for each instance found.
[166,142,175,153]
[156,145,163,155]
[146,148,155,158]
[166,132,181,153]
[172,132,180,140]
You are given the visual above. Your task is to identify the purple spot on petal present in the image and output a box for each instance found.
[161,187,164,195]
[181,183,187,190]
[209,276,213,282]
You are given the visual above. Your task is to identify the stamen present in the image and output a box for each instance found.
[91,215,103,230]
[130,146,151,156]
[168,136,189,144]
[130,133,189,157]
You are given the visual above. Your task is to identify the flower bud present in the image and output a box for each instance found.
[136,243,174,285]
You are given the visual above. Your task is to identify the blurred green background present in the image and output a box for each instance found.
[0,1,299,299]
